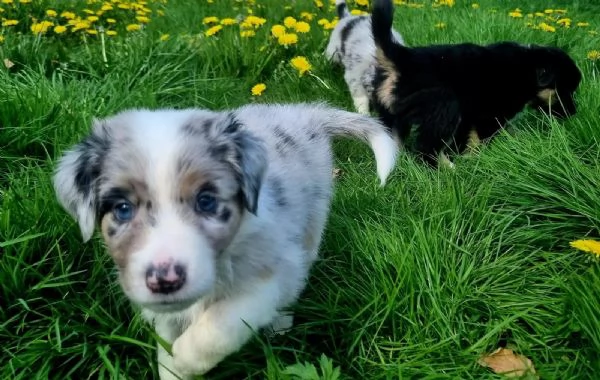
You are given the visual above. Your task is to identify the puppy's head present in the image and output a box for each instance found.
[53,109,267,312]
[529,46,582,118]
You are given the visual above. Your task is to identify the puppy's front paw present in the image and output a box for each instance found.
[172,329,223,377]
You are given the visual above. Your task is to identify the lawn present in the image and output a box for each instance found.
[1,0,600,379]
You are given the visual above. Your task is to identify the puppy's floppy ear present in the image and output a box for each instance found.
[53,120,111,242]
[220,115,268,214]
[536,67,555,88]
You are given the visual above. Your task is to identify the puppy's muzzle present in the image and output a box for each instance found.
[145,260,186,294]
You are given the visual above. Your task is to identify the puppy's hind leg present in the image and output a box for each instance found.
[345,74,371,115]
[410,90,462,168]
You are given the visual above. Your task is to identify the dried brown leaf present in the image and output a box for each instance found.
[332,168,342,179]
[478,348,537,378]
[3,58,14,69]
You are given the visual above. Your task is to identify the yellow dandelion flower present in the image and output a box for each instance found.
[31,20,54,34]
[544,9,554,14]
[53,25,67,33]
[106,30,117,36]
[577,22,589,27]
[317,18,329,26]
[0,35,4,43]
[278,33,298,46]
[290,56,311,75]
[1,0,13,4]
[271,24,286,38]
[557,18,571,27]
[244,15,266,28]
[205,24,222,36]
[160,33,170,41]
[136,16,150,23]
[83,9,95,14]
[587,50,600,60]
[435,22,447,29]
[351,9,368,16]
[555,9,568,14]
[20,0,31,3]
[356,0,369,6]
[46,9,57,17]
[101,4,113,11]
[538,22,556,32]
[72,21,91,32]
[87,16,99,22]
[251,83,266,96]
[203,16,219,24]
[434,0,454,7]
[283,16,297,28]
[61,11,76,19]
[314,0,324,8]
[158,10,165,16]
[570,239,600,256]
[86,29,98,35]
[509,10,523,18]
[126,24,141,32]
[107,18,116,24]
[471,3,479,9]
[118,3,131,9]
[240,30,255,37]
[325,20,338,29]
[220,18,237,25]
[2,19,18,26]
[294,21,310,33]
[300,12,314,21]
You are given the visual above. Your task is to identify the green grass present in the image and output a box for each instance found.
[1,0,600,379]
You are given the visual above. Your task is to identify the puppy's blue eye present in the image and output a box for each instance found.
[195,193,218,214]
[113,202,135,222]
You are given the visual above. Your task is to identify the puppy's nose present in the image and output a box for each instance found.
[146,261,186,294]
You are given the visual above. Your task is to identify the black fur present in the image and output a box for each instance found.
[267,176,288,208]
[340,17,364,56]
[336,0,349,19]
[274,126,298,156]
[74,130,110,198]
[371,0,582,166]
[219,207,231,223]
[226,116,267,215]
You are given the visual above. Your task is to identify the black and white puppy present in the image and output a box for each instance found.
[53,103,397,379]
[325,0,405,115]
[371,0,582,167]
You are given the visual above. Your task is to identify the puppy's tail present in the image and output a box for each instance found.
[372,0,409,66]
[323,109,398,186]
[336,0,350,19]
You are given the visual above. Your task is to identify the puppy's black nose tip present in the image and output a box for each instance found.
[146,262,186,294]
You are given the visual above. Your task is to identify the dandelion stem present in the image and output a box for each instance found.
[99,27,108,67]
[309,73,331,90]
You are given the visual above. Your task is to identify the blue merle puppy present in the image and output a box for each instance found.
[325,0,406,116]
[53,103,397,379]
